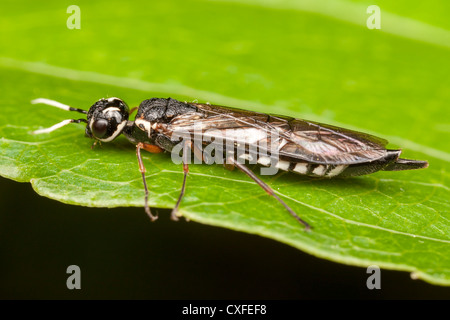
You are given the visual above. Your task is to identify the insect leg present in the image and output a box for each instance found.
[223,162,236,171]
[171,140,192,221]
[91,140,101,149]
[141,144,164,153]
[130,106,138,115]
[136,142,158,221]
[226,156,311,231]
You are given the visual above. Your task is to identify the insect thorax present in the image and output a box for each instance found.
[123,98,199,149]
[135,98,198,123]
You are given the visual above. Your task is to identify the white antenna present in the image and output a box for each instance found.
[31,98,87,114]
[31,98,87,134]
[33,119,76,134]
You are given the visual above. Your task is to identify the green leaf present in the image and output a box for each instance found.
[0,0,449,285]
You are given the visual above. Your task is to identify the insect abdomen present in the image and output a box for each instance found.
[284,161,347,177]
[236,152,348,177]
[247,149,424,178]
[287,162,348,177]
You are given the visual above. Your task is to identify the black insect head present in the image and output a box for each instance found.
[85,98,130,141]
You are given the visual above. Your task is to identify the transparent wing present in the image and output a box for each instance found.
[279,118,388,164]
[166,103,389,165]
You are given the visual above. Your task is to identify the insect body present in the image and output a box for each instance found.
[32,97,429,231]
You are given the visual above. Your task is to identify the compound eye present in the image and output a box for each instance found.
[92,118,108,138]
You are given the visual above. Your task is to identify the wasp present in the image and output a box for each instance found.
[31,97,428,231]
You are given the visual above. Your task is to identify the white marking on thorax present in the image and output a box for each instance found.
[135,118,152,134]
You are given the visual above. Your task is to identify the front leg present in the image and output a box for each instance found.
[136,142,163,221]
